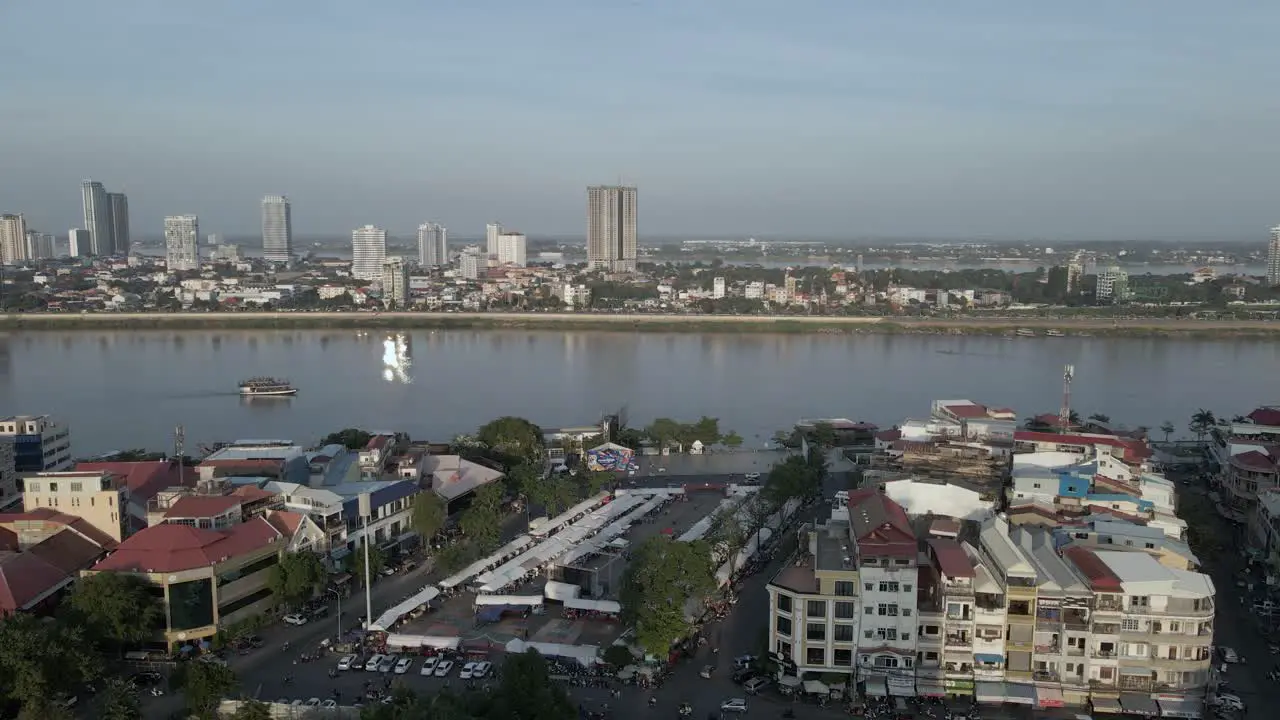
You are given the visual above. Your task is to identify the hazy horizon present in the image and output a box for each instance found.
[5,2,1279,242]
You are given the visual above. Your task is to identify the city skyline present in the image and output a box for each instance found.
[4,3,1280,240]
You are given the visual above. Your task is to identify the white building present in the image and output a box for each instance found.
[496,232,527,267]
[382,258,408,306]
[850,489,920,693]
[0,214,26,265]
[486,223,502,259]
[1096,267,1129,302]
[712,276,726,299]
[586,185,638,272]
[459,248,481,280]
[68,228,91,258]
[260,195,293,263]
[417,222,448,267]
[745,281,765,299]
[163,215,201,271]
[1268,226,1280,287]
[351,225,388,281]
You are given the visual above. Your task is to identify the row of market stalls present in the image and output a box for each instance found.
[678,490,755,542]
[712,497,802,587]
[961,683,1202,718]
[368,586,441,632]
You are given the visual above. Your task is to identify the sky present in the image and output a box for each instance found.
[3,1,1280,242]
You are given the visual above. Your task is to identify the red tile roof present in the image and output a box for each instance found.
[263,510,304,536]
[1232,450,1276,472]
[163,495,242,520]
[928,538,975,578]
[0,552,68,613]
[876,429,902,443]
[1248,408,1280,427]
[943,403,990,419]
[0,507,119,549]
[929,517,961,537]
[230,486,278,503]
[1062,546,1123,591]
[366,435,390,451]
[1014,431,1151,463]
[74,461,184,503]
[92,516,282,573]
[847,488,916,558]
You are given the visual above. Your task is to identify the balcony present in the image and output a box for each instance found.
[943,581,975,597]
[1065,647,1085,657]
[946,611,975,623]
[945,636,973,649]
[973,667,1005,681]
[1006,639,1034,651]
[1092,623,1121,635]
[1063,611,1089,631]
[1035,616,1061,631]
[1033,670,1060,682]
[1149,655,1211,669]
[1034,643,1060,654]
[1095,598,1124,613]
[1091,650,1118,659]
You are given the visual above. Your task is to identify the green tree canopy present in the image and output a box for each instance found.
[266,551,328,608]
[0,614,101,709]
[173,659,237,720]
[345,541,388,586]
[321,428,373,450]
[411,492,447,540]
[67,572,164,649]
[98,678,143,720]
[476,417,544,465]
[619,536,716,657]
[761,454,824,509]
[231,698,273,720]
[721,431,744,448]
[459,483,505,552]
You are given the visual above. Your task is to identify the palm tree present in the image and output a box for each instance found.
[1189,409,1216,444]
[1160,421,1175,442]
[1089,413,1111,424]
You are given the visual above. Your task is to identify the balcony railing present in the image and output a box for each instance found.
[1065,647,1085,657]
[1091,650,1117,659]
[1033,670,1060,682]
[1034,644,1060,654]
[945,638,973,648]
[1095,600,1124,612]
[946,613,975,622]
[1092,624,1121,635]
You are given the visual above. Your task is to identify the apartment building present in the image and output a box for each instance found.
[0,415,73,472]
[915,538,980,699]
[847,489,918,697]
[22,470,128,542]
[976,517,1038,695]
[1013,526,1092,707]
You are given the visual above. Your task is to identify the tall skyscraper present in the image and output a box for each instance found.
[68,229,91,258]
[0,214,27,265]
[24,231,54,260]
[108,192,130,255]
[1268,226,1280,287]
[261,195,293,263]
[486,223,502,258]
[351,225,387,281]
[81,180,113,255]
[587,185,638,272]
[417,223,448,266]
[382,258,409,306]
[459,247,482,280]
[164,215,201,271]
[496,231,527,267]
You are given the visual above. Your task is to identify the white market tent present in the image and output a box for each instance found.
[530,492,611,538]
[543,581,581,602]
[506,638,601,666]
[557,493,670,566]
[474,594,543,608]
[564,598,621,614]
[385,634,460,650]
[369,586,440,631]
[438,534,534,590]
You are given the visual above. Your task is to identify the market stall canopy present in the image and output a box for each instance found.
[803,680,829,695]
[368,586,440,631]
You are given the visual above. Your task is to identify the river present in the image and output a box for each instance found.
[1,330,1274,456]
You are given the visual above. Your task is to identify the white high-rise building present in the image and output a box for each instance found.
[261,195,293,263]
[485,223,502,259]
[81,180,113,255]
[587,185,638,272]
[382,258,409,306]
[163,215,201,271]
[207,233,223,247]
[24,231,54,260]
[0,214,27,265]
[459,247,481,280]
[712,276,726,299]
[68,229,91,258]
[417,223,448,266]
[496,232,527,267]
[108,192,130,255]
[1267,226,1280,287]
[351,225,387,281]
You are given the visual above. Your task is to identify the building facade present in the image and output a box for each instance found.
[23,470,128,542]
[0,214,26,265]
[108,192,130,255]
[1268,226,1280,287]
[81,180,114,255]
[417,222,447,266]
[164,215,201,271]
[496,231,527,267]
[382,258,409,306]
[261,195,293,263]
[0,415,72,472]
[351,225,387,281]
[486,223,502,259]
[68,229,91,258]
[459,248,481,280]
[587,185,638,272]
[24,231,54,260]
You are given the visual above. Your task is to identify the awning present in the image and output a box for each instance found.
[803,680,829,695]
[974,653,1004,664]
[864,676,888,697]
[917,680,947,698]
[1037,686,1065,708]
[1120,693,1161,716]
[778,676,801,688]
[975,682,1005,704]
[887,676,915,697]
[1157,699,1203,719]
[1091,696,1123,713]
[1005,683,1036,706]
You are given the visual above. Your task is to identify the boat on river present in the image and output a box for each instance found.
[238,377,297,396]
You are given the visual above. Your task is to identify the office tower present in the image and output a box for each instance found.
[108,192,130,254]
[417,222,448,266]
[68,229,91,257]
[712,276,726,299]
[486,223,502,258]
[351,224,387,281]
[261,195,293,263]
[0,415,73,472]
[0,214,27,265]
[81,180,113,255]
[1269,226,1280,287]
[587,185,638,272]
[163,215,201,271]
[1096,266,1129,302]
[382,258,409,306]
[24,231,54,260]
[496,231,527,267]
[459,248,481,280]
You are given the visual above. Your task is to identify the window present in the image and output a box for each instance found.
[1168,622,1181,633]
[26,482,39,492]
[776,616,792,637]
[875,628,898,641]
[1129,596,1150,608]
[1121,619,1140,631]
[1145,542,1156,549]
[807,600,827,617]
[902,633,911,641]
[806,647,825,666]
[877,603,899,617]
[903,584,913,592]
[903,609,912,617]
[903,657,914,668]
[777,595,792,613]
[834,649,853,667]
[865,607,874,615]
[864,630,874,639]
[1100,667,1115,680]
[70,482,82,493]
[835,601,855,619]
[924,625,940,636]
[777,641,792,659]
[48,483,58,492]
[879,581,900,592]
[806,623,826,641]
[873,656,899,668]
[834,624,855,642]
[895,559,909,565]
[835,581,855,597]
[865,582,874,591]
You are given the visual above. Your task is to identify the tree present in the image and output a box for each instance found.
[1088,413,1111,423]
[345,541,388,586]
[506,462,543,499]
[1160,421,1176,442]
[231,698,273,720]
[99,678,143,720]
[173,660,237,720]
[411,492,448,541]
[66,572,164,650]
[320,428,373,450]
[645,417,684,447]
[485,650,575,720]
[709,510,750,573]
[620,536,716,657]
[809,422,838,448]
[721,431,744,449]
[580,469,614,495]
[1189,409,1217,444]
[476,417,544,465]
[527,475,577,517]
[0,613,101,709]
[267,551,328,608]
[459,483,505,552]
[601,644,637,668]
[761,455,822,509]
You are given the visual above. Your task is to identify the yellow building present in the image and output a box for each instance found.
[23,471,128,542]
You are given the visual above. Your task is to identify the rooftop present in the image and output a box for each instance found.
[163,494,242,519]
[0,528,111,614]
[1012,526,1088,595]
[204,442,305,463]
[0,507,119,549]
[92,516,283,574]
[421,455,504,501]
[928,538,974,578]
[979,516,1034,576]
[1061,546,1123,592]
[814,520,855,573]
[1093,550,1171,584]
[1248,407,1280,427]
[74,460,185,502]
[847,488,916,558]
[769,556,819,595]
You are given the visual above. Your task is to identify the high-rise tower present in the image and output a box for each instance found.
[108,192,130,255]
[81,180,113,255]
[417,223,448,266]
[587,185,638,272]
[1268,226,1280,287]
[351,225,387,281]
[164,215,201,271]
[261,195,293,263]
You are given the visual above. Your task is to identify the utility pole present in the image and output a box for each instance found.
[174,425,185,486]
[363,513,373,630]
[1059,365,1074,432]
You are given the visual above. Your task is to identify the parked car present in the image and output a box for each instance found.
[460,662,480,679]
[321,699,338,709]
[434,660,454,677]
[699,665,714,679]
[377,655,398,673]
[419,656,439,676]
[305,698,322,708]
[337,655,358,671]
[743,677,769,695]
[282,614,308,626]
[470,661,492,679]
[720,698,749,713]
[394,657,413,674]
[365,654,387,672]
[1219,646,1240,663]
[1211,694,1246,712]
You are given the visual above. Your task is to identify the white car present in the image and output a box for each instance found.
[744,473,761,481]
[321,699,338,709]
[337,655,357,671]
[282,613,308,626]
[720,698,749,713]
[470,661,492,679]
[419,656,439,676]
[365,654,387,672]
[394,657,413,674]
[434,659,455,677]
[305,698,322,708]
[377,655,398,673]
[1212,694,1246,712]
[1219,646,1240,663]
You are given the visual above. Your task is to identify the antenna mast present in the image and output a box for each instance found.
[1059,365,1074,431]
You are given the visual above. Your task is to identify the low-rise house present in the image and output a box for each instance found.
[0,508,117,616]
[420,455,504,512]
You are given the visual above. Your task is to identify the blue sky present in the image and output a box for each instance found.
[3,1,1279,241]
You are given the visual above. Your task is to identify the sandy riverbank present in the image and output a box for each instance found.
[0,311,1277,337]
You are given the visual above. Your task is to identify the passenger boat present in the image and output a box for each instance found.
[238,377,297,396]
[1045,329,1065,337]
[1015,328,1037,337]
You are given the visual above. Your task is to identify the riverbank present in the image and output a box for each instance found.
[1,311,1278,338]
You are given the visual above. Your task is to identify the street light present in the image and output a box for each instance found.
[327,587,342,640]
